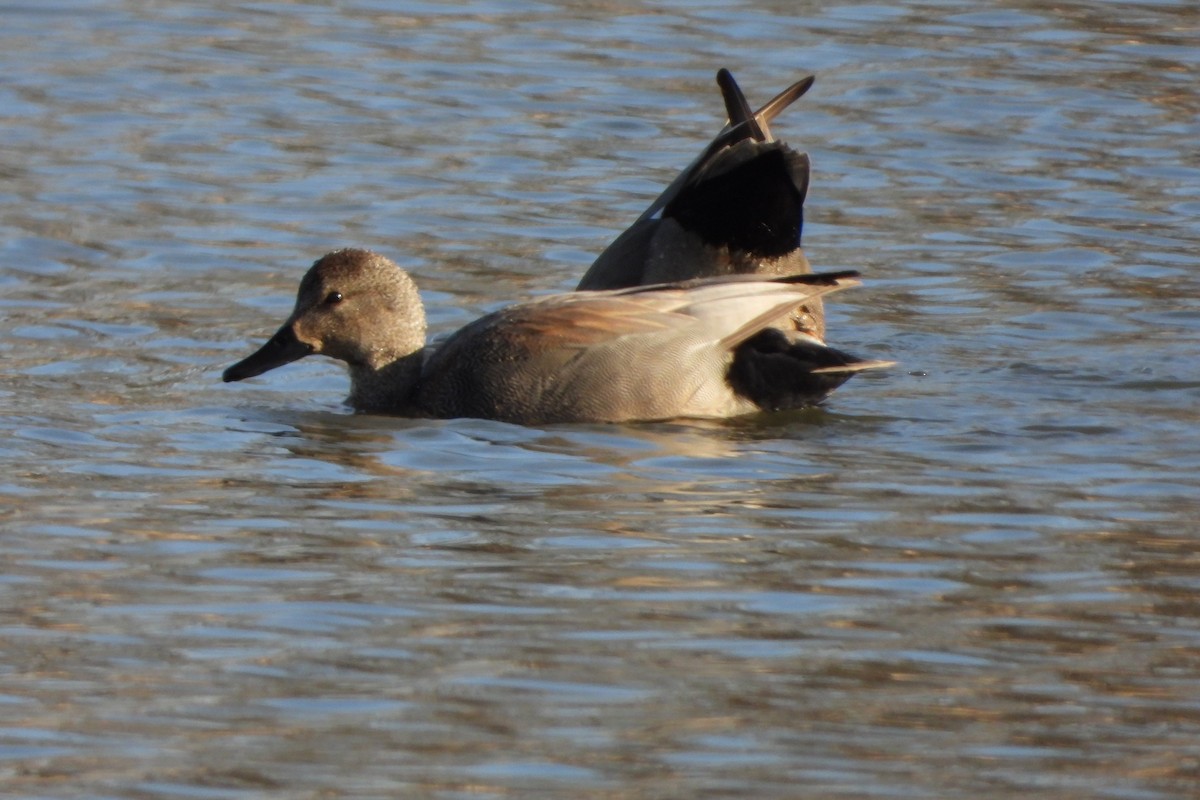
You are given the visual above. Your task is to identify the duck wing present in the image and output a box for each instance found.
[416,273,869,424]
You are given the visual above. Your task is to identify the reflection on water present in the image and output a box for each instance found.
[3,1,1200,798]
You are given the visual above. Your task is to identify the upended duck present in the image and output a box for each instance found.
[578,69,825,340]
[223,249,890,425]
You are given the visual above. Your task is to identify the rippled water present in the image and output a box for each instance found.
[4,1,1199,798]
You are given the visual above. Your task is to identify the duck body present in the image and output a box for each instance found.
[578,69,824,341]
[223,249,889,425]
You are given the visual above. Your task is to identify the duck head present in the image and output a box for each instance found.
[223,249,427,409]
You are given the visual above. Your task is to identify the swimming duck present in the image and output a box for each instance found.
[223,249,890,425]
[578,69,824,340]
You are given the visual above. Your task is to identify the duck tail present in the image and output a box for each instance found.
[716,68,814,143]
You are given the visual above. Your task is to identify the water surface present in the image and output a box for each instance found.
[3,1,1199,798]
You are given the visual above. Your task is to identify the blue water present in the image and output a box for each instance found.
[3,1,1199,798]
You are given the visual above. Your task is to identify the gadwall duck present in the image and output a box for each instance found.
[578,69,825,340]
[223,249,890,425]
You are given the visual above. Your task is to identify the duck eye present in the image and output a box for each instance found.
[324,291,343,306]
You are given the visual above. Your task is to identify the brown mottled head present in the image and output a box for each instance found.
[223,249,426,383]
